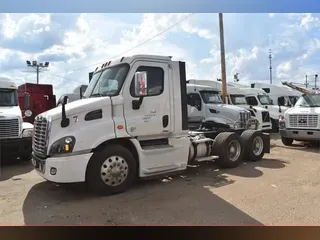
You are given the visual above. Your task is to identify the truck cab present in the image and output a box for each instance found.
[187,79,271,131]
[18,83,56,124]
[186,82,257,131]
[250,82,300,108]
[241,88,289,130]
[279,91,320,145]
[30,55,270,196]
[0,77,33,162]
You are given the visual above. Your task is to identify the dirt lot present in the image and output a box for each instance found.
[0,133,320,225]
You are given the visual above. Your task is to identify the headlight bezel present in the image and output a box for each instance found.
[22,128,33,138]
[49,136,76,156]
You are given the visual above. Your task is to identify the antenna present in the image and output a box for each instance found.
[269,49,272,84]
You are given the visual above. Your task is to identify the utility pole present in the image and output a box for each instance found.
[219,13,227,104]
[315,74,318,89]
[269,49,272,84]
[305,75,309,88]
[26,60,50,84]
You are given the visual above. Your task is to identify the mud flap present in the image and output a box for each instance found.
[262,132,270,153]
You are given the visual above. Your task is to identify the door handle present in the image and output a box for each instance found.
[162,115,169,128]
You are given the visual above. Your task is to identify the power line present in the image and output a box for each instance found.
[65,13,195,74]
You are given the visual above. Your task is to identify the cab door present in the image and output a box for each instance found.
[123,61,172,138]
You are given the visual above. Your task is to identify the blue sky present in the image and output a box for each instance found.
[1,13,320,97]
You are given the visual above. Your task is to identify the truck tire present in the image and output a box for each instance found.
[241,130,265,162]
[86,144,137,196]
[281,137,293,146]
[212,132,244,168]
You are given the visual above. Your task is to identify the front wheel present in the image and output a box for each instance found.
[241,130,265,162]
[86,144,137,196]
[212,132,244,168]
[281,137,293,146]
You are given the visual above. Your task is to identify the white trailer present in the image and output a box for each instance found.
[0,77,34,162]
[31,55,271,195]
[187,80,272,131]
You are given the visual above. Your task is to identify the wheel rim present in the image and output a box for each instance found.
[252,136,264,156]
[227,140,241,161]
[100,156,129,186]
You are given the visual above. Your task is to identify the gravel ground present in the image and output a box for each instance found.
[1,133,320,225]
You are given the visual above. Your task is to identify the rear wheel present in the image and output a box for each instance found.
[212,132,244,168]
[281,137,293,146]
[86,144,137,196]
[241,130,265,161]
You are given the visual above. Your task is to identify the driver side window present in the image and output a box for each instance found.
[246,96,258,106]
[187,93,202,110]
[130,66,164,97]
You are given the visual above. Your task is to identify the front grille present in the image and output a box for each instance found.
[289,114,318,128]
[240,111,251,124]
[0,118,20,139]
[261,111,270,122]
[32,116,49,156]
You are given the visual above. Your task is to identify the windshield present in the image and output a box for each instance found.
[230,94,247,105]
[84,64,130,98]
[200,90,223,104]
[257,94,273,105]
[0,88,18,106]
[295,93,320,107]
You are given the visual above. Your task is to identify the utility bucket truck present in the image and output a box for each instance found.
[31,55,270,196]
[0,78,33,162]
[279,82,320,146]
[187,80,272,131]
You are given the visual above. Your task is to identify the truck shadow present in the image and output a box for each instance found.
[22,177,263,225]
[21,158,286,225]
[0,160,34,182]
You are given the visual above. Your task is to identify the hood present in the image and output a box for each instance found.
[41,97,112,121]
[233,104,267,112]
[207,103,249,113]
[285,106,320,115]
[0,106,22,118]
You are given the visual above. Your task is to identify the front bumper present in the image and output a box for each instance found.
[0,137,32,159]
[32,152,93,183]
[279,129,320,141]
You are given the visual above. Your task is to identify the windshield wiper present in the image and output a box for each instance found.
[91,93,103,97]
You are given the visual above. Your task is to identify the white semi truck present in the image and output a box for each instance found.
[279,82,320,146]
[240,88,290,130]
[0,77,34,162]
[187,80,272,131]
[31,55,270,195]
[250,82,301,107]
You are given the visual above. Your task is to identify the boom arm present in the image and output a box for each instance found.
[281,81,310,94]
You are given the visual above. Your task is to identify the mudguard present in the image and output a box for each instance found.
[262,132,271,153]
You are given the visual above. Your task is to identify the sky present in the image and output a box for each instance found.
[1,13,320,98]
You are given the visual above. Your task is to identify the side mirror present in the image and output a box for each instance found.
[63,95,69,105]
[24,93,30,109]
[270,99,274,105]
[134,71,148,97]
[194,99,202,110]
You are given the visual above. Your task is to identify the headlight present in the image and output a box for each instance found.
[25,110,32,117]
[234,122,243,129]
[49,136,76,156]
[22,128,33,138]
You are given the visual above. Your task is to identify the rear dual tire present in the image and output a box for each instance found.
[241,130,265,162]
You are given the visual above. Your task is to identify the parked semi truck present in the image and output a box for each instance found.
[18,83,56,124]
[31,55,270,195]
[186,82,259,131]
[279,82,320,146]
[0,77,34,162]
[187,79,272,131]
